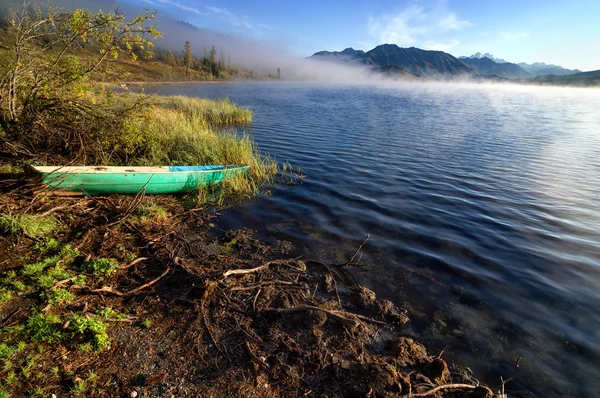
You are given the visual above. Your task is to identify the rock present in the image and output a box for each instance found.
[130,391,138,398]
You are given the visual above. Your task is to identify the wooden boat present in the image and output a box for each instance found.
[29,165,249,195]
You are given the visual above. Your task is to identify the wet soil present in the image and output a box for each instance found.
[0,184,496,397]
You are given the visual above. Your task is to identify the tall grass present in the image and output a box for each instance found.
[128,95,278,201]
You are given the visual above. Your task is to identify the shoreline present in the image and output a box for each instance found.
[0,187,496,397]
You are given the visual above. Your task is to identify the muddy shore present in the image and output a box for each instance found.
[0,183,497,397]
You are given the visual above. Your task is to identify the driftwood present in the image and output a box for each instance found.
[263,305,389,327]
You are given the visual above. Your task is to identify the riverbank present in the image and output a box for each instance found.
[0,187,497,397]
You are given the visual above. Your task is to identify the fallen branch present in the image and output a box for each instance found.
[92,266,171,296]
[230,280,294,291]
[222,259,306,278]
[117,257,148,269]
[399,383,493,398]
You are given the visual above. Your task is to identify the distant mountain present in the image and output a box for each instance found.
[460,57,531,79]
[460,52,506,63]
[518,62,581,76]
[311,44,478,78]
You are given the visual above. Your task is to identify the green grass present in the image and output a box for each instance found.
[26,314,64,344]
[0,214,58,238]
[122,94,278,201]
[132,203,169,225]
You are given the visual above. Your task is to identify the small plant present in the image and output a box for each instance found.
[5,370,17,385]
[141,319,152,328]
[81,258,119,278]
[46,288,76,306]
[96,307,126,319]
[28,387,44,396]
[0,290,12,303]
[0,341,26,360]
[26,313,64,343]
[0,388,10,398]
[34,237,60,252]
[0,213,58,238]
[69,315,110,352]
[21,354,40,378]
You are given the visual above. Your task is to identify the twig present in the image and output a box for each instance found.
[344,233,370,266]
[245,341,270,369]
[222,259,306,278]
[117,257,148,269]
[92,266,171,296]
[399,383,493,397]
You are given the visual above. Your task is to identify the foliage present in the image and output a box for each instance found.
[68,314,110,352]
[0,2,161,161]
[0,213,57,238]
[46,288,75,305]
[81,258,118,277]
[26,313,64,343]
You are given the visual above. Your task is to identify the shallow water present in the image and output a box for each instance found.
[144,81,600,397]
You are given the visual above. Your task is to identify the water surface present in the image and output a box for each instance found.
[145,82,600,397]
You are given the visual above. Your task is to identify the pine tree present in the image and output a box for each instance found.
[184,41,193,77]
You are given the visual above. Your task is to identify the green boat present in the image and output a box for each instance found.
[30,165,249,195]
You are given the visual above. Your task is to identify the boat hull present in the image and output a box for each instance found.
[31,165,249,195]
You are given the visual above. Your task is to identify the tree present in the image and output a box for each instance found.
[0,2,161,160]
[183,41,192,77]
[167,50,176,66]
[0,2,161,126]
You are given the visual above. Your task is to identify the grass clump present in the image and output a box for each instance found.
[96,307,126,319]
[0,214,58,238]
[21,245,78,288]
[80,258,119,278]
[133,203,169,225]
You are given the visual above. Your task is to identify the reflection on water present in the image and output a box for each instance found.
[141,82,600,397]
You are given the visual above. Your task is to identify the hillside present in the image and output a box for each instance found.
[460,57,531,79]
[527,69,600,87]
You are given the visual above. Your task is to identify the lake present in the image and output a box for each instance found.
[143,81,600,397]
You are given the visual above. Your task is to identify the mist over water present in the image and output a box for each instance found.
[139,81,600,397]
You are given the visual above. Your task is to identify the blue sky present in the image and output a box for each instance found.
[129,0,600,71]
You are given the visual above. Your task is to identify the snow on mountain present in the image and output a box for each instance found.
[459,52,507,64]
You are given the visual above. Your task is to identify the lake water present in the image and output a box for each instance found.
[145,82,600,397]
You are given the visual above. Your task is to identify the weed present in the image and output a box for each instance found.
[28,387,44,396]
[50,366,60,376]
[71,378,87,396]
[26,313,64,343]
[81,258,119,277]
[141,319,152,328]
[46,288,76,306]
[73,275,87,286]
[96,307,126,319]
[0,290,11,303]
[34,237,60,252]
[0,389,9,398]
[69,315,110,352]
[80,258,118,278]
[5,370,16,385]
[0,341,26,360]
[0,213,58,238]
[21,354,39,378]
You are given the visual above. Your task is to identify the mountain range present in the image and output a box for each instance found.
[310,44,593,85]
